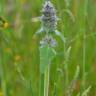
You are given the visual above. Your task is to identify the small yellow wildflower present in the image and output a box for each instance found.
[0,17,9,29]
[3,22,9,29]
[14,55,22,62]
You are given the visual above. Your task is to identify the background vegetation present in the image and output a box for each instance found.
[0,0,96,96]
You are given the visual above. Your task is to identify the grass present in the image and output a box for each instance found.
[0,0,96,96]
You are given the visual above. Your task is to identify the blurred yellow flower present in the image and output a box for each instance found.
[0,17,9,29]
[0,91,3,96]
[3,22,9,29]
[20,0,27,4]
[14,55,22,62]
[5,48,11,53]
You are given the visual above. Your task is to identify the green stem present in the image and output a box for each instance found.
[0,49,8,96]
[78,0,88,91]
[40,74,44,96]
[40,65,50,96]
[64,61,69,89]
[44,64,50,96]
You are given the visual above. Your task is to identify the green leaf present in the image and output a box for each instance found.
[39,45,56,74]
[82,86,91,96]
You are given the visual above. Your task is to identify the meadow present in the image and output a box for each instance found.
[0,0,96,96]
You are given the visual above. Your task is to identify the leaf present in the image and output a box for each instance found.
[82,86,91,96]
[65,46,71,61]
[39,45,56,74]
[55,30,66,43]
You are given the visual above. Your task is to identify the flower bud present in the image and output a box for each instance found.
[40,35,57,48]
